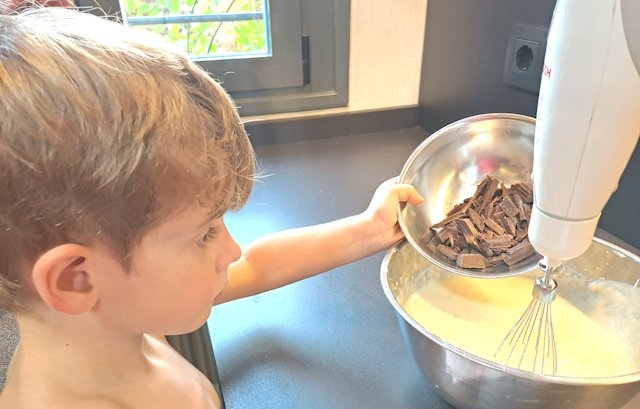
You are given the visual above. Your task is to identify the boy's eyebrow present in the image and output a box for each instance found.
[197,210,224,229]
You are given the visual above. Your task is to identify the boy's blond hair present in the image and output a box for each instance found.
[0,7,255,311]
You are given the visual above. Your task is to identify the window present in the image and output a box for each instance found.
[77,0,350,116]
[122,0,271,60]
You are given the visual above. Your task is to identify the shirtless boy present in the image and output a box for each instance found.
[0,7,423,408]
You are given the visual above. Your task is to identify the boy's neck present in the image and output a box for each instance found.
[8,308,157,397]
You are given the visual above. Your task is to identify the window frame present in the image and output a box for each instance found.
[76,0,350,116]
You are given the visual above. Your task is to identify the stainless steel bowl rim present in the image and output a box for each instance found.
[398,113,540,278]
[381,236,640,385]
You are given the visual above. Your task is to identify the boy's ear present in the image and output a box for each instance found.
[31,244,99,315]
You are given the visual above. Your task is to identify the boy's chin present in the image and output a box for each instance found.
[162,308,213,336]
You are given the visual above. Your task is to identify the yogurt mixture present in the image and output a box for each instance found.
[402,268,640,377]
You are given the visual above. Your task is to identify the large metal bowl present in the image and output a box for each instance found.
[381,237,640,409]
[398,113,541,278]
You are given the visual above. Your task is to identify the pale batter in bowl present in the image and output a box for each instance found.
[402,268,640,378]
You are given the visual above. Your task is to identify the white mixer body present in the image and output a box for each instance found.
[529,0,640,267]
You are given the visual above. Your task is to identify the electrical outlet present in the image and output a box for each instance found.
[503,23,548,93]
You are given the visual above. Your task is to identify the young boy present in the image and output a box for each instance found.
[0,7,423,409]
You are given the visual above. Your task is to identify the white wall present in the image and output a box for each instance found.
[243,0,428,121]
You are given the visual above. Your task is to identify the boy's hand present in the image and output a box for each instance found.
[360,177,424,253]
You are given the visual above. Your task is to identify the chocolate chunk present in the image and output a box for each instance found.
[424,235,440,250]
[483,217,506,236]
[430,211,464,229]
[503,239,535,266]
[515,228,528,242]
[478,178,500,212]
[457,234,470,251]
[463,233,478,249]
[467,208,485,231]
[456,253,487,269]
[471,176,493,203]
[511,182,533,203]
[435,227,452,244]
[456,218,479,237]
[492,209,506,220]
[500,196,519,218]
[485,235,514,249]
[488,255,506,267]
[512,193,527,220]
[437,244,459,261]
[447,199,468,217]
[449,229,463,249]
[475,239,494,258]
[504,217,518,236]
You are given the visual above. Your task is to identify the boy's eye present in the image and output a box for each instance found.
[196,226,221,248]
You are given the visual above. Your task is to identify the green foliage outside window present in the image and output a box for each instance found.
[123,0,268,57]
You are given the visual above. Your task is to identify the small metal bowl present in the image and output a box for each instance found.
[399,113,541,278]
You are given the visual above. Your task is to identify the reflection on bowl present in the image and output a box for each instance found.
[399,113,541,278]
[381,238,640,409]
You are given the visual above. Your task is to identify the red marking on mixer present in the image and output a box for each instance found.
[543,65,552,78]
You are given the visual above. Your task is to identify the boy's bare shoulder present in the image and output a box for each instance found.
[0,335,220,409]
[0,392,133,409]
[73,387,221,409]
[141,334,223,409]
[69,397,131,409]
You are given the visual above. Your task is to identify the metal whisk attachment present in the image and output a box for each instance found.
[495,261,564,374]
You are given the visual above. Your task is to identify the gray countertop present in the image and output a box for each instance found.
[208,128,640,409]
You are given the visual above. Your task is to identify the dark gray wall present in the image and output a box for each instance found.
[600,143,640,249]
[418,0,556,132]
[417,0,639,248]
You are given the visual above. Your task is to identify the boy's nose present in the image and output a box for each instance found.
[220,226,241,267]
[227,236,241,264]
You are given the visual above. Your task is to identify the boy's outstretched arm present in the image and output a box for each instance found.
[214,178,424,305]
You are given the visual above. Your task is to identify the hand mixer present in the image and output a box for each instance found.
[496,0,640,374]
